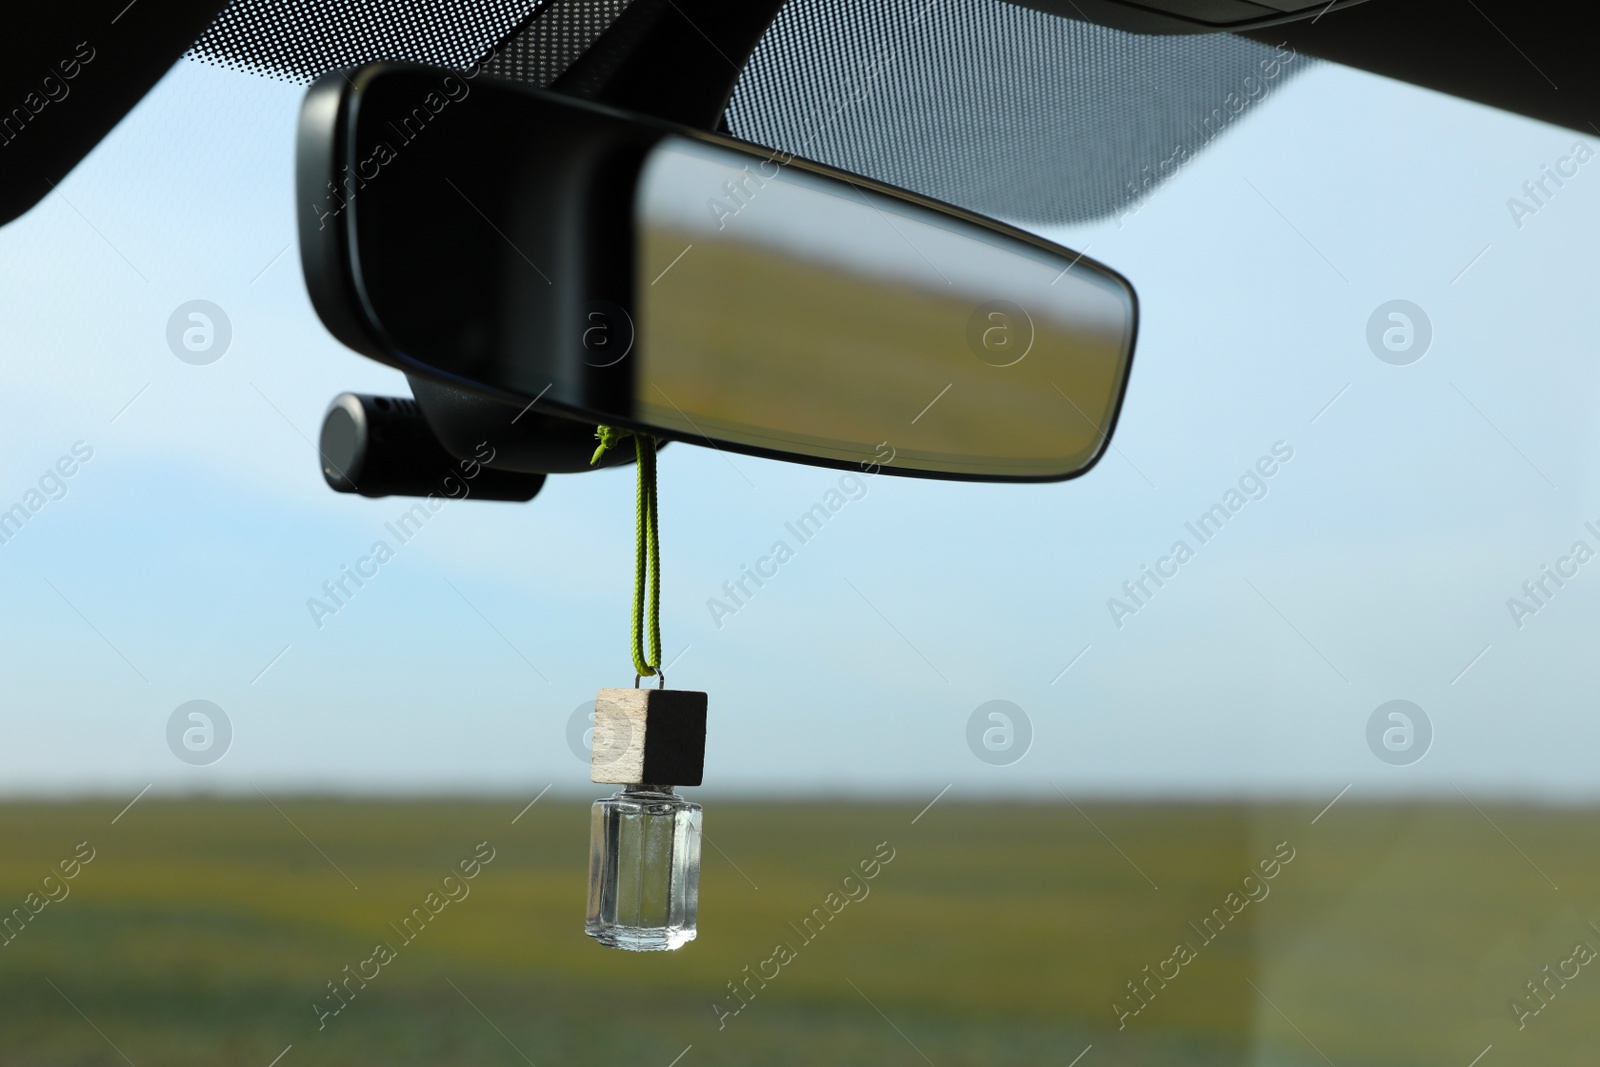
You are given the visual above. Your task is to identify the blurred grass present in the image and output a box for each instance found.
[2,797,1598,1066]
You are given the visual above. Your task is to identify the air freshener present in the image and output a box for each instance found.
[585,429,706,951]
[586,685,706,950]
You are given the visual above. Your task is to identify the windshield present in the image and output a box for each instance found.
[3,23,1597,1067]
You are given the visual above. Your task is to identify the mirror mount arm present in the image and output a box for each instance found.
[314,384,645,504]
[405,376,646,476]
[548,0,787,130]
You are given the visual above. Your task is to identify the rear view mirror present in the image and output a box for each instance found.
[298,64,1138,481]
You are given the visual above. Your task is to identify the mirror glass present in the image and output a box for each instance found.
[635,137,1137,478]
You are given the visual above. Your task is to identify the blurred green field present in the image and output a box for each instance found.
[3,797,1599,1067]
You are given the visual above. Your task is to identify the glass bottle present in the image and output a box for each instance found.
[586,786,701,951]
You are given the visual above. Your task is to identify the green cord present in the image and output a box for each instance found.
[592,426,661,679]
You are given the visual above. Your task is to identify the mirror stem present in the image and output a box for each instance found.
[550,0,788,129]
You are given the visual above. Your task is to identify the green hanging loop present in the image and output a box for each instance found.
[592,426,661,679]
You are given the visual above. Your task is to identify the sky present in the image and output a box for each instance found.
[1,50,1597,802]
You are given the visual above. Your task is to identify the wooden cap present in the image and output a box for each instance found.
[591,687,707,786]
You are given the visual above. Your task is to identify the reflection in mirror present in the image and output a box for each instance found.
[635,137,1136,479]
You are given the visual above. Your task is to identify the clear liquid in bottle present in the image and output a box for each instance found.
[586,786,701,951]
